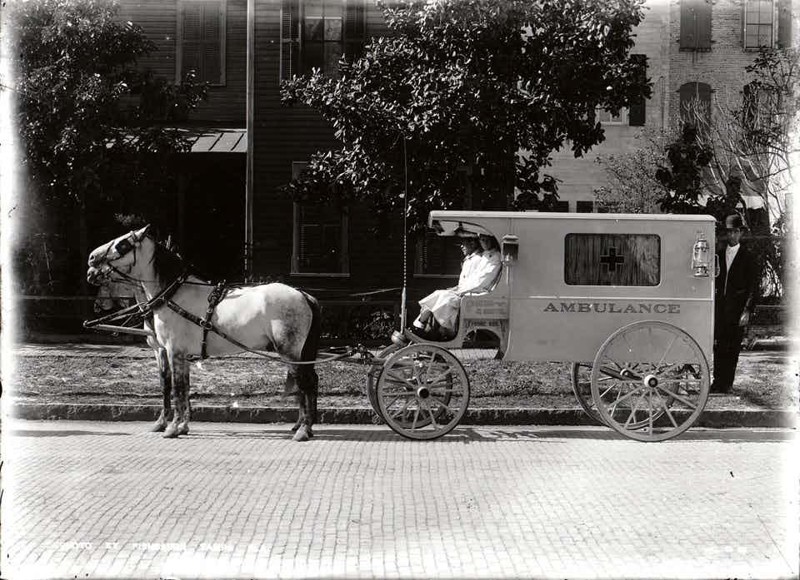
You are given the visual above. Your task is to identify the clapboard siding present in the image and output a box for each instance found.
[122,0,408,292]
[250,0,403,292]
[118,0,245,124]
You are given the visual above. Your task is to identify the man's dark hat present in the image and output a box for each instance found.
[724,214,746,230]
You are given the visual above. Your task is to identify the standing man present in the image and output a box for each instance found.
[712,214,758,394]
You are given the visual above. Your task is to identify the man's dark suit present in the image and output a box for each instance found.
[713,243,757,392]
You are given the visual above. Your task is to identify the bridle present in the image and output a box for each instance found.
[94,230,144,286]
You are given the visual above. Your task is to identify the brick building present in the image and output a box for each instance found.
[547,0,795,212]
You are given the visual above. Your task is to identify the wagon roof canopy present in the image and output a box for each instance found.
[429,211,715,236]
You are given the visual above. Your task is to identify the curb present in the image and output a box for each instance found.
[9,403,797,429]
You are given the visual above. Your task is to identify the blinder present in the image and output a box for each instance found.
[114,236,135,257]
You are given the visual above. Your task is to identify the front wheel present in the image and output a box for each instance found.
[376,344,469,440]
[571,362,604,425]
[591,321,710,442]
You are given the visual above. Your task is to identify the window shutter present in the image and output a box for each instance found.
[280,0,300,81]
[344,0,366,61]
[696,0,712,50]
[202,3,222,83]
[778,0,792,48]
[628,54,647,127]
[679,0,696,49]
[181,4,202,80]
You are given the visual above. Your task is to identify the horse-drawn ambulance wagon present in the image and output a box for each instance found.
[367,210,716,442]
[87,210,716,443]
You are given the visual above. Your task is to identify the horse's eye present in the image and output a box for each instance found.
[115,238,134,256]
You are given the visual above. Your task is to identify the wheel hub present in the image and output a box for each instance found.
[416,386,430,399]
[643,374,659,389]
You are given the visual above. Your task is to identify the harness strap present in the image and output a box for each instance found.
[200,281,229,360]
[84,271,189,330]
[164,299,256,359]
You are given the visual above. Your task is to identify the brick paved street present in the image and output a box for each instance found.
[3,421,797,579]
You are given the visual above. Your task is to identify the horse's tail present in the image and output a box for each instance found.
[299,291,322,365]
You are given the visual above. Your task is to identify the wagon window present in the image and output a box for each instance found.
[564,234,660,286]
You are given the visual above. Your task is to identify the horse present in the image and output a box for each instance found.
[86,225,322,440]
[92,276,175,433]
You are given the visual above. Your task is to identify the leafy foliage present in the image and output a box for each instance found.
[281,0,650,225]
[11,0,207,294]
[12,0,206,219]
[592,128,672,213]
[653,123,714,214]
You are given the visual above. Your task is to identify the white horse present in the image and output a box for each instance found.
[86,225,322,440]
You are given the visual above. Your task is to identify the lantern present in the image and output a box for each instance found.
[502,234,519,265]
[691,231,711,277]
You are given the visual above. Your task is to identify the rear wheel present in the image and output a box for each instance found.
[376,344,469,440]
[591,321,710,442]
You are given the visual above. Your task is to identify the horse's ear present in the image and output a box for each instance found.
[134,224,152,241]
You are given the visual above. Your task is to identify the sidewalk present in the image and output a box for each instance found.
[10,341,797,430]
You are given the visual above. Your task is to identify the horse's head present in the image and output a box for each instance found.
[87,225,153,286]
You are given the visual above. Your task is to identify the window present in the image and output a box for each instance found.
[177,0,226,85]
[414,231,464,277]
[679,81,712,126]
[596,108,627,125]
[564,234,661,286]
[628,54,647,127]
[576,201,595,213]
[280,0,366,80]
[778,0,792,48]
[291,163,349,275]
[744,0,775,49]
[597,56,647,128]
[680,0,712,51]
[742,82,780,131]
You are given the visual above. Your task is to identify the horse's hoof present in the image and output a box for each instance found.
[293,426,310,442]
[177,424,190,436]
[290,422,301,432]
[151,421,167,433]
[163,424,180,439]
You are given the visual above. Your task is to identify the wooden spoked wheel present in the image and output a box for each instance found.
[570,362,604,425]
[377,344,469,440]
[590,321,710,442]
[573,362,671,429]
[365,342,405,424]
[365,365,385,423]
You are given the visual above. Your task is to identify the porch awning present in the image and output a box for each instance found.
[183,128,247,153]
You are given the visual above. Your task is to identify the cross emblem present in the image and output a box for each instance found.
[600,246,625,272]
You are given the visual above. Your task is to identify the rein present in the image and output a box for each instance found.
[86,233,372,365]
[84,271,189,330]
[85,272,366,366]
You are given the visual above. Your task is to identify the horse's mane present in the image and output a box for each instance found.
[150,236,212,285]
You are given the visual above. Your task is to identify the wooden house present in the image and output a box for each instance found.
[116,0,466,337]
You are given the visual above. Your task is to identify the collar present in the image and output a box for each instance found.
[726,243,740,252]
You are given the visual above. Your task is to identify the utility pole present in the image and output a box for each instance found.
[244,0,255,281]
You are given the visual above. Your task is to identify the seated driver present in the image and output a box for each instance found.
[411,232,502,340]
